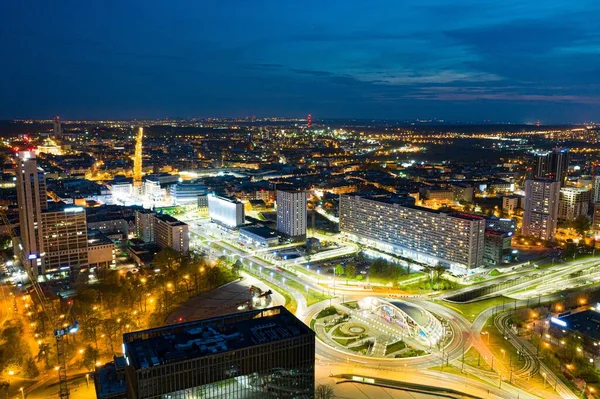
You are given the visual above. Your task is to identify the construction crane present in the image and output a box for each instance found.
[0,210,78,399]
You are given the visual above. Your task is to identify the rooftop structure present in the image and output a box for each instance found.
[123,306,314,398]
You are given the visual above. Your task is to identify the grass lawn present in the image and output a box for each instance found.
[436,296,513,322]
[349,341,372,353]
[385,340,406,354]
[285,278,331,306]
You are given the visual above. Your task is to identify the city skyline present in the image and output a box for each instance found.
[2,1,600,122]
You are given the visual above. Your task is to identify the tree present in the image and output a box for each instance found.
[432,264,446,286]
[24,357,39,378]
[572,215,591,236]
[80,345,100,371]
[334,264,344,278]
[315,384,335,399]
[35,343,52,369]
[345,261,357,283]
[232,260,242,277]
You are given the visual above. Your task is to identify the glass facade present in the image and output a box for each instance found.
[124,307,315,399]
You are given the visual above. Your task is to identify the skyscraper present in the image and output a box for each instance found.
[53,116,62,139]
[133,127,144,187]
[276,190,307,241]
[534,147,570,186]
[16,151,47,275]
[522,179,561,241]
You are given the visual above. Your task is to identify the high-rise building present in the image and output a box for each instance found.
[53,116,62,139]
[16,151,48,275]
[522,179,560,240]
[534,147,570,186]
[593,176,600,203]
[16,152,115,276]
[207,194,245,228]
[154,214,189,253]
[276,190,307,240]
[558,187,590,221]
[483,229,512,265]
[133,127,144,187]
[135,209,155,243]
[134,210,189,254]
[122,306,314,399]
[339,194,485,273]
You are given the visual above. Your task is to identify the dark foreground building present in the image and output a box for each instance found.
[121,306,315,399]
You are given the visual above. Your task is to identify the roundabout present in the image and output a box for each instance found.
[310,296,454,361]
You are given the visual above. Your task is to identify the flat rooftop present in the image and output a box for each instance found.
[240,226,279,239]
[124,306,312,370]
[155,213,187,226]
[558,309,600,341]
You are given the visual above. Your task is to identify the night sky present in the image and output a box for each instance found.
[1,1,599,122]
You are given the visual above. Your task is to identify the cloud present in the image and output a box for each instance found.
[356,70,502,85]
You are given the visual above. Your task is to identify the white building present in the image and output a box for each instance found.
[558,187,590,221]
[207,194,245,228]
[276,190,307,240]
[339,194,485,273]
[170,180,207,206]
[154,214,189,253]
[522,179,560,241]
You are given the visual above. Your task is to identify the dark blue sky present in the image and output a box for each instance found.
[1,1,599,122]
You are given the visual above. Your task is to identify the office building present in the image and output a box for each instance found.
[53,116,63,139]
[123,306,314,399]
[558,187,590,221]
[87,230,116,269]
[15,151,48,275]
[239,226,279,248]
[40,205,89,273]
[169,180,207,206]
[483,229,512,265]
[134,210,189,254]
[339,194,485,273]
[276,190,307,240]
[207,194,245,228]
[154,214,189,253]
[522,179,560,241]
[485,216,516,234]
[534,147,570,186]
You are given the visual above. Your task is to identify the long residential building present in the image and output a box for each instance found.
[339,194,485,273]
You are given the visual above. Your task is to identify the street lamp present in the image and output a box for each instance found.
[19,387,24,399]
[501,349,506,360]
[481,331,490,344]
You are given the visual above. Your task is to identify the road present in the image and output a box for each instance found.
[186,219,590,399]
